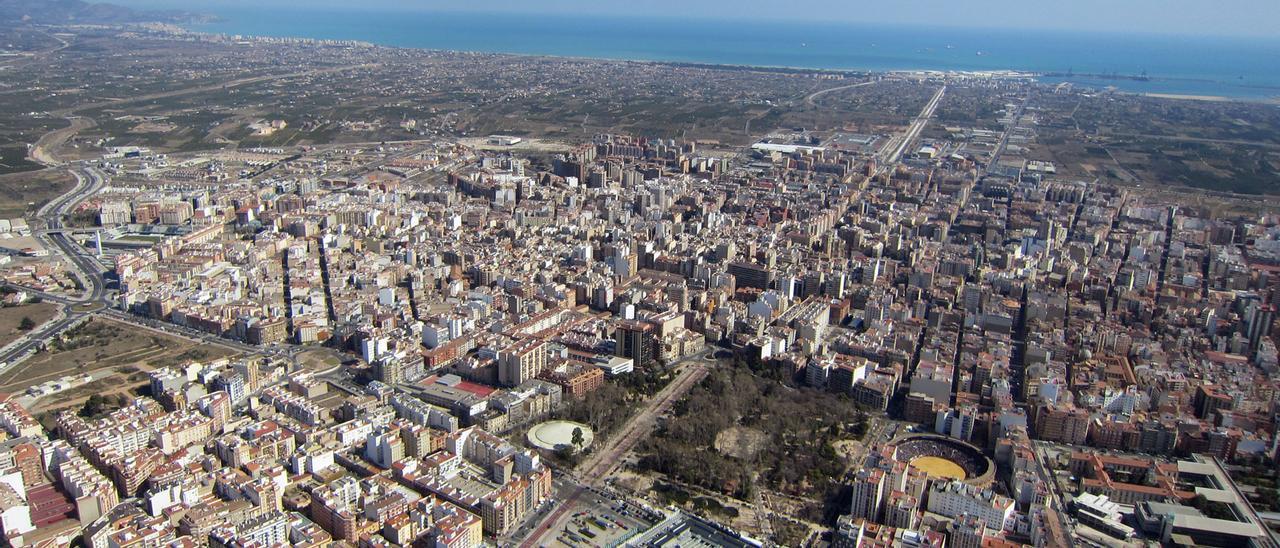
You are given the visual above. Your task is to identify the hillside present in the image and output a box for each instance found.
[0,0,203,25]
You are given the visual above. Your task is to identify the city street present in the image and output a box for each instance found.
[517,356,712,547]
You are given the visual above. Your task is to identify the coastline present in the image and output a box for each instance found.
[163,7,1280,102]
[1142,93,1231,102]
[175,25,1277,105]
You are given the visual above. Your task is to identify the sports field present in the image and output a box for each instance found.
[909,456,966,480]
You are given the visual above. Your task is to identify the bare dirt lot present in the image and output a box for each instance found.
[0,318,239,393]
[296,348,343,371]
[714,426,768,460]
[0,168,75,218]
[0,302,59,348]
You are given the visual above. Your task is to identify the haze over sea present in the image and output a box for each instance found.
[155,5,1280,100]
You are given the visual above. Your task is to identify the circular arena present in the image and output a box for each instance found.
[890,434,994,487]
[526,420,594,453]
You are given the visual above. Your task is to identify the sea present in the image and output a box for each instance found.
[132,5,1280,100]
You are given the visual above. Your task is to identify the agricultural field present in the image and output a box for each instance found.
[0,145,41,175]
[1033,91,1280,194]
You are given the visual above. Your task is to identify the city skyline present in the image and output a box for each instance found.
[0,3,1277,547]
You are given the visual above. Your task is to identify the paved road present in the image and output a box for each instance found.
[884,85,947,165]
[0,313,84,371]
[46,229,107,303]
[0,163,272,377]
[6,60,415,375]
[579,362,709,486]
[96,309,261,355]
[1032,440,1075,548]
[38,166,97,219]
[28,63,377,169]
[48,64,380,118]
[0,165,110,373]
[332,143,439,179]
[28,116,95,167]
[40,166,109,303]
[519,360,711,548]
[987,94,1029,175]
[803,79,876,107]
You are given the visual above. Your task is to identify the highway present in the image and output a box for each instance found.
[0,166,108,371]
[883,85,946,165]
[39,166,110,304]
[987,94,1029,175]
[46,229,108,303]
[802,79,876,107]
[37,166,95,219]
[0,164,273,377]
[0,313,86,371]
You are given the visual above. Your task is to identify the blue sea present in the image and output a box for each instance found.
[126,4,1280,100]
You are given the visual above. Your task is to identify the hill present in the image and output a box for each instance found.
[0,0,204,25]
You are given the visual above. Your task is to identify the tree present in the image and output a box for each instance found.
[17,316,34,331]
[554,445,582,466]
[80,394,109,417]
[571,427,584,450]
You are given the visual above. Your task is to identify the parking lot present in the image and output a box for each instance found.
[525,480,664,548]
[548,500,654,548]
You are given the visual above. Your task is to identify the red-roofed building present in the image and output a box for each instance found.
[25,483,76,527]
[453,380,496,399]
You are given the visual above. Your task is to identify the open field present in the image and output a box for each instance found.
[0,27,905,155]
[0,317,239,393]
[0,302,59,348]
[714,425,768,460]
[0,168,75,218]
[29,369,148,416]
[0,25,1274,202]
[296,348,343,371]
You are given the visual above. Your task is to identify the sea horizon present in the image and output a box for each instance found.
[123,4,1280,100]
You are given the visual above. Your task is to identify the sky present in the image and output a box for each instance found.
[115,0,1280,38]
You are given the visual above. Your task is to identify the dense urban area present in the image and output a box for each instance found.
[0,4,1278,548]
